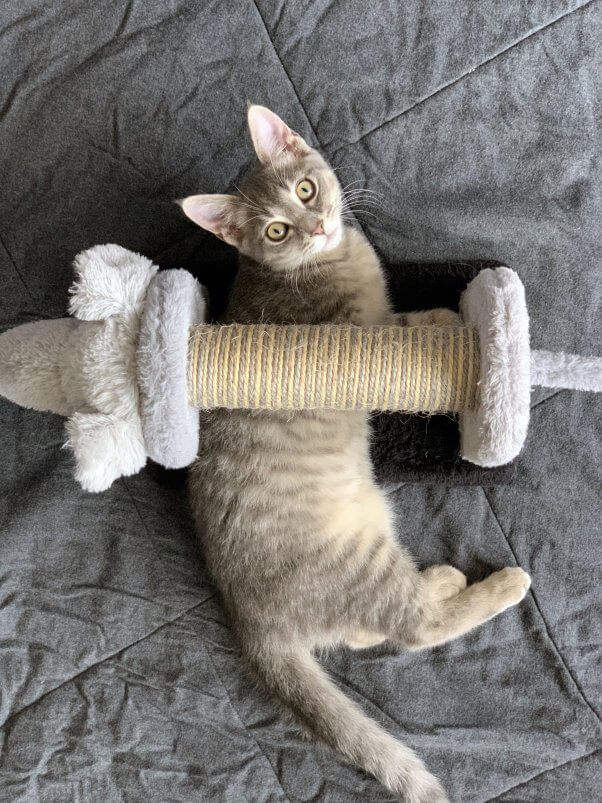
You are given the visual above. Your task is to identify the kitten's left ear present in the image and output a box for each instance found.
[179,194,242,246]
[247,105,311,165]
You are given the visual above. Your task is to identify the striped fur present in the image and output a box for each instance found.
[186,106,530,802]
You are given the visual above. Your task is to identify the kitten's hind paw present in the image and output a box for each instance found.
[481,567,531,612]
[406,774,450,803]
[406,308,461,326]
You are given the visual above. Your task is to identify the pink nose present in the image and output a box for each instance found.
[312,221,325,236]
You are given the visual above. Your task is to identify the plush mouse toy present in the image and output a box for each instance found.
[0,244,203,491]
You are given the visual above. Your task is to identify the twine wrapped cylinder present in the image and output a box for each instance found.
[188,324,480,412]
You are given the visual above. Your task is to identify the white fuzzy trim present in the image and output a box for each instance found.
[137,270,205,468]
[460,267,531,467]
[70,244,157,321]
[66,412,146,492]
[531,349,602,392]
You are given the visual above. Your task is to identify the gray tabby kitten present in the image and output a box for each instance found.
[182,105,531,802]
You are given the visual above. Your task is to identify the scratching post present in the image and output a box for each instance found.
[1,245,600,492]
[187,324,480,412]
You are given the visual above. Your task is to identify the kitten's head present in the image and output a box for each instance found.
[180,106,343,271]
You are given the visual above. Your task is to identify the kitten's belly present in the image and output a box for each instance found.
[190,408,395,568]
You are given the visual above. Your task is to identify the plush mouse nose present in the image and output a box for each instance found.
[312,221,325,236]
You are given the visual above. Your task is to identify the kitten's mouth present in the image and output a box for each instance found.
[313,223,342,252]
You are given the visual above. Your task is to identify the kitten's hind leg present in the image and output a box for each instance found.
[403,566,531,650]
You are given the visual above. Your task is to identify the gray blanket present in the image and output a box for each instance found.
[1,2,600,801]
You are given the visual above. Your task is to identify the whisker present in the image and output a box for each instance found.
[330,164,359,173]
[340,179,368,190]
[242,214,269,224]
[229,199,261,212]
[343,198,385,211]
[342,191,385,206]
[341,198,381,211]
[231,197,265,215]
[232,186,267,215]
[343,188,384,200]
[341,180,383,195]
[340,200,380,219]
[343,205,379,216]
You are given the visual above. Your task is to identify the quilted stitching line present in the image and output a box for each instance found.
[327,659,600,802]
[485,747,601,801]
[0,594,215,729]
[198,635,292,803]
[327,0,598,151]
[0,229,35,306]
[481,488,602,726]
[250,0,320,149]
[249,0,372,241]
[326,663,417,733]
[530,388,564,410]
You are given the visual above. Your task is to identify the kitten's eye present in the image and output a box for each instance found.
[265,221,289,242]
[296,179,316,202]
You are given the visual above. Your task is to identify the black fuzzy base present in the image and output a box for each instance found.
[371,260,516,486]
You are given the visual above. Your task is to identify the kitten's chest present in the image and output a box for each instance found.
[326,236,390,324]
[301,227,391,325]
[228,227,391,325]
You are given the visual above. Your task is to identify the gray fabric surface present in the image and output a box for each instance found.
[1,2,601,801]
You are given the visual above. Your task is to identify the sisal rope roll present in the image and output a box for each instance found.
[188,324,480,412]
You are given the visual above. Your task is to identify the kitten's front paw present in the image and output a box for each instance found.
[406,308,461,326]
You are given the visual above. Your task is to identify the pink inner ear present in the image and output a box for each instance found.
[249,106,305,162]
[257,113,287,150]
[181,195,241,245]
[181,196,227,234]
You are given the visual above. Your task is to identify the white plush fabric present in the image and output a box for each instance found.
[137,269,205,469]
[0,243,153,421]
[0,243,202,491]
[460,267,531,467]
[0,244,158,492]
[531,349,602,392]
[0,318,93,416]
[70,244,157,320]
[63,244,158,490]
[66,412,147,493]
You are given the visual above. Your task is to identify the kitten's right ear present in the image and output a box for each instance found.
[247,105,310,165]
[179,194,242,246]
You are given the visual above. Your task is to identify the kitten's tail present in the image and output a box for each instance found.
[249,647,448,802]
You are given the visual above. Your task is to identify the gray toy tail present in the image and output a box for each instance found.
[531,349,602,392]
[251,649,447,802]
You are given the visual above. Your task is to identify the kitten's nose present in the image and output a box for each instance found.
[312,221,325,236]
